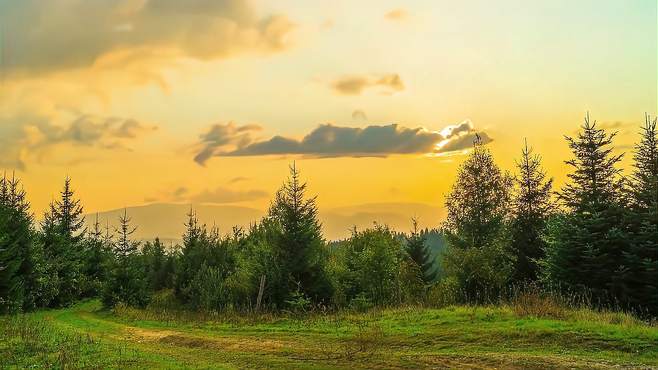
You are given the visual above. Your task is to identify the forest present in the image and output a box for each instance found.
[1,114,657,368]
[1,113,656,316]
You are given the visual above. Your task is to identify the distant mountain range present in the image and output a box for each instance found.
[85,202,444,243]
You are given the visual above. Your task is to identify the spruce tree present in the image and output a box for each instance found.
[509,140,553,282]
[268,163,332,305]
[405,218,437,284]
[443,138,514,301]
[82,214,111,297]
[624,114,658,313]
[41,177,87,306]
[542,113,628,304]
[0,174,30,312]
[0,173,47,312]
[103,209,148,307]
[175,207,207,301]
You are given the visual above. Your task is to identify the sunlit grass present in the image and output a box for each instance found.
[2,299,656,369]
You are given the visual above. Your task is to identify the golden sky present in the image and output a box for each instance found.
[0,0,656,234]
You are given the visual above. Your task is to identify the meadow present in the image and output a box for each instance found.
[2,299,657,369]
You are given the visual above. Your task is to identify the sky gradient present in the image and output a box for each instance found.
[0,0,656,236]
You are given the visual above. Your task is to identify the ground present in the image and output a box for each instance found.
[1,300,657,369]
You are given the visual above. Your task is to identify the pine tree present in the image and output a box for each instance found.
[102,209,148,307]
[509,140,553,282]
[631,114,658,209]
[41,177,87,306]
[442,138,514,302]
[268,163,332,305]
[175,207,207,301]
[0,173,47,312]
[82,214,111,297]
[623,114,658,313]
[542,113,629,304]
[405,218,437,284]
[143,237,173,291]
[0,174,30,312]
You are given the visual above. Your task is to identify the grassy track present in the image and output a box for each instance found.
[2,300,657,369]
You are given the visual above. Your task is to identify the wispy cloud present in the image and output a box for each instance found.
[331,74,404,95]
[0,112,156,170]
[194,120,492,164]
[384,9,409,21]
[151,184,267,204]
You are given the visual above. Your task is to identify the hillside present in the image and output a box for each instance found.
[3,300,656,369]
[85,202,444,242]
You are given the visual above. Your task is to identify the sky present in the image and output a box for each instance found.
[0,0,656,234]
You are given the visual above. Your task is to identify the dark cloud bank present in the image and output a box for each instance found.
[194,121,492,165]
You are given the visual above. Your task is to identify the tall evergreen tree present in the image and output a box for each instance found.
[268,163,332,305]
[509,140,553,282]
[41,177,87,306]
[405,218,437,284]
[103,209,148,307]
[81,214,112,297]
[542,113,629,304]
[143,237,174,292]
[0,174,31,312]
[0,173,50,311]
[175,207,206,300]
[623,114,658,313]
[443,138,514,301]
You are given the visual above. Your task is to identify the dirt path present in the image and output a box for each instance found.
[41,302,656,370]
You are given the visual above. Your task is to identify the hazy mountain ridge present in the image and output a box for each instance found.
[85,202,444,243]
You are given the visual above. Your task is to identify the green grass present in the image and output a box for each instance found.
[1,300,657,369]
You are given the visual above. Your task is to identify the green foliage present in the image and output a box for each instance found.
[405,218,438,284]
[442,139,514,302]
[268,163,332,306]
[103,210,149,308]
[142,238,175,292]
[174,209,238,310]
[542,115,627,303]
[330,225,423,306]
[80,214,113,297]
[509,140,553,282]
[623,115,658,314]
[40,177,87,307]
[0,174,49,312]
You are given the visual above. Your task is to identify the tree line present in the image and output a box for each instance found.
[0,113,656,316]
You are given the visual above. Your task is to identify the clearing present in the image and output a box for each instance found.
[1,300,657,369]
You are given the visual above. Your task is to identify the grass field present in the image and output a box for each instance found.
[1,300,657,369]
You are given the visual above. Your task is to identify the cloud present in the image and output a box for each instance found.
[156,184,267,204]
[172,187,189,198]
[194,122,262,165]
[331,74,404,95]
[0,111,156,170]
[352,110,368,121]
[191,187,268,204]
[33,115,156,148]
[194,120,492,164]
[385,9,408,21]
[228,176,249,184]
[0,0,296,77]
